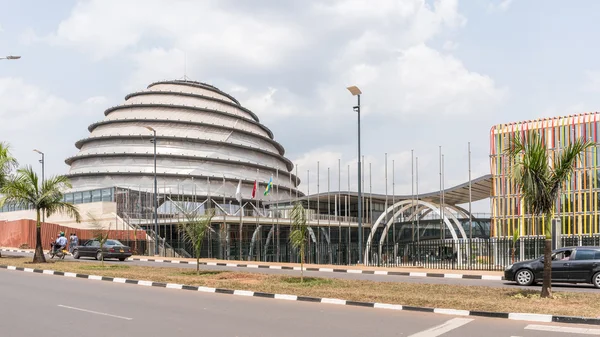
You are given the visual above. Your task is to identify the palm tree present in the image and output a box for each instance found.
[178,208,215,274]
[0,142,18,258]
[507,132,594,298]
[289,202,308,282]
[0,142,17,189]
[0,166,81,263]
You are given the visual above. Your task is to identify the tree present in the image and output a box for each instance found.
[0,142,17,259]
[507,132,593,298]
[289,202,308,282]
[178,208,215,274]
[0,166,81,263]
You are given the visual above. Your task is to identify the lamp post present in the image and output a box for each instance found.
[0,55,21,60]
[33,149,44,225]
[144,126,159,256]
[346,85,363,264]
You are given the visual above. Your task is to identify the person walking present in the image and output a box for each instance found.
[72,233,79,250]
[69,233,75,253]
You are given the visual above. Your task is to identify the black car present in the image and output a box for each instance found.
[73,239,132,261]
[504,246,600,288]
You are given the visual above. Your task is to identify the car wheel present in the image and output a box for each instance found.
[73,250,80,259]
[515,269,535,286]
[96,251,103,261]
[118,258,126,261]
[593,272,600,289]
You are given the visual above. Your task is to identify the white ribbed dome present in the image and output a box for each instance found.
[66,80,301,200]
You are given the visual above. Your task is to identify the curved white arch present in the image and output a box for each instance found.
[365,200,463,264]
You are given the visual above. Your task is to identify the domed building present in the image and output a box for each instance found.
[65,80,301,204]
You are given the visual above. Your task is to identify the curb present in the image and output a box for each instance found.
[0,263,595,326]
[1,249,505,281]
[129,257,505,281]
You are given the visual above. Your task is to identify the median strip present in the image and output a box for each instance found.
[1,256,599,326]
[0,248,507,281]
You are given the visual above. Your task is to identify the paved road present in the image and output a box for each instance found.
[5,251,599,293]
[0,269,597,337]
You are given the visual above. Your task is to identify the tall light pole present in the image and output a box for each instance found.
[33,149,44,225]
[0,55,21,60]
[347,85,363,264]
[145,126,159,256]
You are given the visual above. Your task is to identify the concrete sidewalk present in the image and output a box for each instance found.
[1,247,505,280]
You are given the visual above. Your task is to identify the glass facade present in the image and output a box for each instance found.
[0,187,115,213]
[490,112,600,237]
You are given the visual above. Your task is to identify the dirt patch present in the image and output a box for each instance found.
[1,257,600,318]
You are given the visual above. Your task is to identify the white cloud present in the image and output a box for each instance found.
[41,0,306,64]
[488,0,514,12]
[0,77,73,128]
[320,43,506,119]
[443,40,459,51]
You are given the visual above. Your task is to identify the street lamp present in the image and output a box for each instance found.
[33,149,44,225]
[0,55,21,60]
[346,85,363,264]
[144,126,159,256]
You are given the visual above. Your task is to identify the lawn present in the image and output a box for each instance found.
[1,255,599,318]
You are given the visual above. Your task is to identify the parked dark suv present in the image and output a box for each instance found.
[505,246,600,288]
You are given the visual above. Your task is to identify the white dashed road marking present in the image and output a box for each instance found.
[57,304,133,321]
[407,318,473,337]
[525,324,600,335]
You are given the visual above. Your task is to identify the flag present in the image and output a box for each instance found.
[264,177,273,196]
[235,180,242,203]
[251,180,257,199]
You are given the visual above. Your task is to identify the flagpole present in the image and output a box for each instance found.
[307,169,311,263]
[255,168,259,261]
[385,153,388,256]
[288,167,293,263]
[270,173,274,263]
[338,158,341,264]
[276,168,280,262]
[411,150,414,242]
[392,158,396,258]
[439,146,443,240]
[369,162,372,241]
[416,157,420,245]
[468,141,473,269]
[327,166,331,264]
[442,153,445,240]
[347,163,350,264]
[223,175,229,260]
[239,180,243,261]
[317,161,320,264]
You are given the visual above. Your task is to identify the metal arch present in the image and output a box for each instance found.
[256,225,317,262]
[377,203,419,259]
[441,207,468,240]
[444,204,488,238]
[319,227,333,264]
[248,225,262,260]
[365,200,461,263]
[404,204,468,241]
[376,204,468,257]
[264,225,275,261]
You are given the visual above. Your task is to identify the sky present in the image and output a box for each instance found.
[1,0,600,212]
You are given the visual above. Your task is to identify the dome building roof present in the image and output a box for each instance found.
[65,80,301,201]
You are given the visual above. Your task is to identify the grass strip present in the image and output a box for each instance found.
[2,255,599,318]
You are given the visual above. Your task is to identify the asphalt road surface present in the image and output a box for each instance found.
[1,269,598,337]
[5,251,600,293]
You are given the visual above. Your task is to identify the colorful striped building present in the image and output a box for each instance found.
[490,112,600,237]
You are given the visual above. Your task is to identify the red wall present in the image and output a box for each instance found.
[0,219,146,248]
